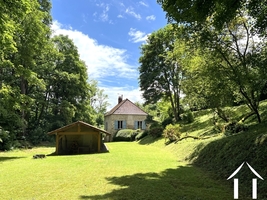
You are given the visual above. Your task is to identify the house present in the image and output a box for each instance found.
[104,96,148,141]
[48,121,111,155]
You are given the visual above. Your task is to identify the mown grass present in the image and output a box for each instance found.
[2,101,267,200]
[141,100,267,199]
[0,142,233,200]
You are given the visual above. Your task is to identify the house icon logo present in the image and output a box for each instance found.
[227,162,264,199]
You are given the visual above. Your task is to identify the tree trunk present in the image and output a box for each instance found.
[239,87,261,123]
[215,107,229,122]
[20,75,26,136]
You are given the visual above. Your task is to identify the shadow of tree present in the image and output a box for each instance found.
[0,156,26,162]
[138,135,163,145]
[192,124,267,200]
[80,165,233,200]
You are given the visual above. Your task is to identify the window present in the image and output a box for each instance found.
[114,120,126,130]
[137,121,143,129]
[118,121,123,129]
[135,121,146,130]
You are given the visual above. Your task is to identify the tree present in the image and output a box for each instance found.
[90,81,110,127]
[43,35,95,129]
[157,0,267,33]
[139,24,186,121]
[0,0,52,137]
[185,11,267,123]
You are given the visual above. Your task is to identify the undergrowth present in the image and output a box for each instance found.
[139,100,267,199]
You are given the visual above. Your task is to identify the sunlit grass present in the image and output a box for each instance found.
[0,142,232,200]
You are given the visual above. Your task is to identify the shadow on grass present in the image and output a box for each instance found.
[192,122,267,199]
[0,156,26,162]
[80,165,233,200]
[138,135,163,145]
[181,118,213,135]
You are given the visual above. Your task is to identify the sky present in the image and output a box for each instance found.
[51,0,168,110]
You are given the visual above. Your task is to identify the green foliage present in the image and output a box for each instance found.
[0,1,101,146]
[28,127,52,145]
[224,122,248,136]
[157,0,267,34]
[194,122,267,199]
[149,121,161,129]
[113,129,140,142]
[181,110,194,124]
[163,124,181,142]
[135,130,148,141]
[0,127,17,151]
[149,127,164,138]
[161,117,173,128]
[139,24,186,121]
[156,1,267,124]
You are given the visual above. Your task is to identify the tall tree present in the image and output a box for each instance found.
[0,0,52,136]
[44,35,95,130]
[157,0,267,33]
[139,24,185,121]
[185,11,267,123]
[90,83,110,127]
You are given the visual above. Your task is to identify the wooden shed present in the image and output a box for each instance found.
[48,121,111,155]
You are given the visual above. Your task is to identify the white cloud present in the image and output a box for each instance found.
[117,14,124,18]
[101,86,144,110]
[125,7,141,20]
[100,5,109,22]
[146,15,156,21]
[139,1,148,7]
[128,28,148,43]
[51,21,137,80]
[94,3,112,23]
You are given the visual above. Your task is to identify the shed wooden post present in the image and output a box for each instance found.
[56,133,59,155]
[98,132,101,152]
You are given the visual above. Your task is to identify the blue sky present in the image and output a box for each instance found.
[51,0,167,109]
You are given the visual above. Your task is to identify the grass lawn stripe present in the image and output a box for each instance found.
[0,142,232,200]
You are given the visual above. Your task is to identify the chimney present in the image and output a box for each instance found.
[118,95,123,104]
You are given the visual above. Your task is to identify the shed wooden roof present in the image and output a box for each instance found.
[47,121,110,135]
[105,99,148,116]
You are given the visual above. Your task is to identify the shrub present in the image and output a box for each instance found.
[163,124,181,142]
[149,121,161,129]
[149,127,163,138]
[224,121,248,136]
[161,117,174,128]
[0,127,17,150]
[135,130,148,141]
[28,127,48,145]
[181,110,194,124]
[113,129,139,141]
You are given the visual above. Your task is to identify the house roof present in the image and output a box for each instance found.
[47,121,110,135]
[105,99,148,116]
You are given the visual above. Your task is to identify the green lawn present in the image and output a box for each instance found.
[0,142,233,200]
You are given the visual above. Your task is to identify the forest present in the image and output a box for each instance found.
[139,0,267,140]
[0,0,108,149]
[1,0,267,149]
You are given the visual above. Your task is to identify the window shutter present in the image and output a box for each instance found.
[142,121,146,130]
[105,122,108,131]
[134,121,138,129]
[114,121,118,130]
[123,120,126,129]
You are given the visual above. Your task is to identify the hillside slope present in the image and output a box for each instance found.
[139,100,267,199]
